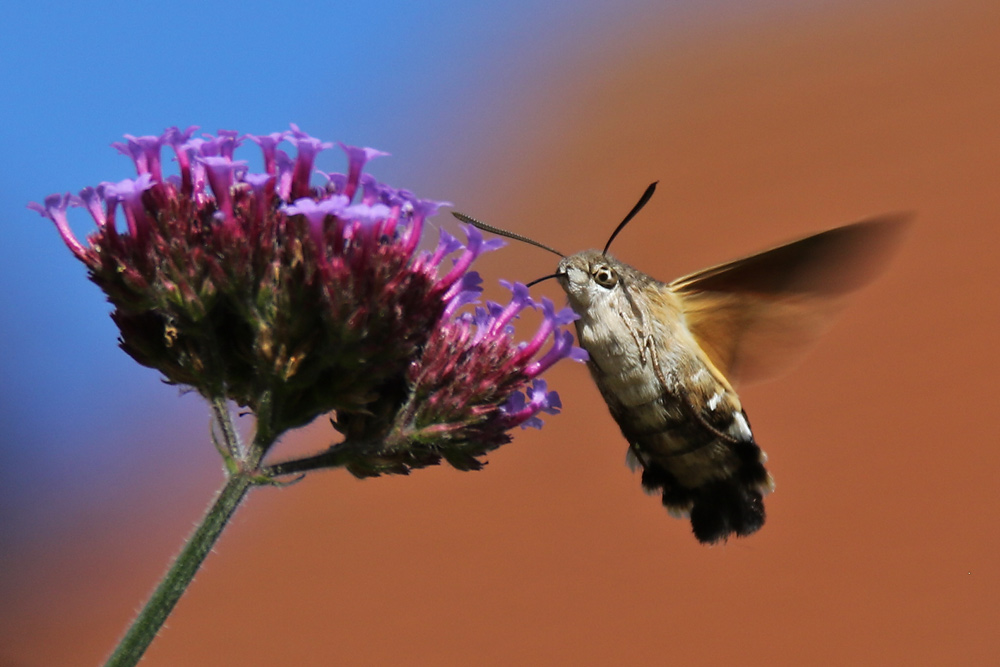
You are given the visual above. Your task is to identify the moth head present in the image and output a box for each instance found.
[451,181,658,294]
[557,250,630,311]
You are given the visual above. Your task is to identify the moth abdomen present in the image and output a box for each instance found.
[689,479,766,543]
[617,398,772,544]
[637,450,769,543]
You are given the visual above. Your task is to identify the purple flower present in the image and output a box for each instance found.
[273,149,295,201]
[342,202,392,226]
[27,193,87,259]
[489,281,533,334]
[371,277,585,476]
[214,129,243,159]
[442,271,483,319]
[101,173,156,238]
[243,172,275,222]
[513,297,580,366]
[75,187,107,228]
[282,195,349,248]
[437,225,502,293]
[197,156,248,224]
[29,125,600,667]
[113,134,165,181]
[338,143,389,201]
[29,125,584,468]
[247,131,287,174]
[415,228,465,274]
[287,124,333,200]
[501,379,563,429]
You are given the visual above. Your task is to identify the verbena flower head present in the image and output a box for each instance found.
[30,126,586,467]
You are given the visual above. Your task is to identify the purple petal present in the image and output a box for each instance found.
[499,388,545,430]
[527,379,561,415]
[214,129,244,158]
[423,228,464,270]
[243,172,275,220]
[547,300,580,327]
[197,156,248,224]
[243,172,274,189]
[489,281,534,336]
[162,126,200,193]
[162,125,200,147]
[27,193,87,258]
[283,195,348,223]
[274,149,295,201]
[247,131,288,174]
[500,390,527,415]
[76,187,107,227]
[114,134,165,181]
[442,271,483,318]
[283,195,348,247]
[524,329,581,378]
[519,417,545,429]
[102,174,156,236]
[287,126,333,199]
[101,173,155,200]
[342,202,392,225]
[338,144,390,200]
[359,173,383,204]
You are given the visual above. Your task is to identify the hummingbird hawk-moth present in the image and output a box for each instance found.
[453,183,908,544]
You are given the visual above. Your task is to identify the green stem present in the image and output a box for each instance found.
[211,396,243,461]
[103,472,254,667]
[262,443,356,477]
[104,400,268,667]
[102,394,345,664]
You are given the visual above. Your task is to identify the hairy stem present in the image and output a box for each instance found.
[211,396,243,460]
[104,401,267,667]
[103,472,254,667]
[262,443,358,477]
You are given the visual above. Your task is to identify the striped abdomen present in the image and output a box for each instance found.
[577,307,773,544]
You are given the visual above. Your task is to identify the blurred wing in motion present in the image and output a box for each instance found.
[671,214,911,386]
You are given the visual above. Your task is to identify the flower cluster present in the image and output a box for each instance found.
[340,283,587,476]
[30,125,586,470]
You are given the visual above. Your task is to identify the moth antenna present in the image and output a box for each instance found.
[526,273,559,288]
[452,212,565,258]
[602,181,658,256]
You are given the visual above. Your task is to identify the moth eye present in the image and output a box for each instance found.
[593,265,618,288]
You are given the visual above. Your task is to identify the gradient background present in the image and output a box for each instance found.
[2,0,999,664]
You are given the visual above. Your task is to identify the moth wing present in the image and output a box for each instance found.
[669,214,910,386]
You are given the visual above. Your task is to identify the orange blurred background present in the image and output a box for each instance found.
[4,0,1000,664]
